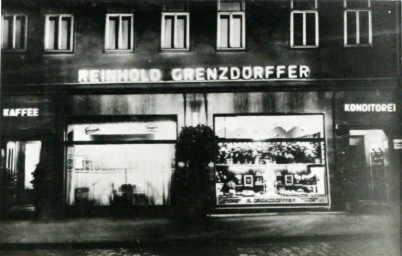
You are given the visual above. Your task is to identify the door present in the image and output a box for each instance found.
[3,140,42,211]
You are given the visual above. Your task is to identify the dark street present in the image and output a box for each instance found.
[0,237,399,256]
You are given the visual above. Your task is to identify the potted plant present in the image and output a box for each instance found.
[174,124,218,220]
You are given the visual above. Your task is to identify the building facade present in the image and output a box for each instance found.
[1,0,400,218]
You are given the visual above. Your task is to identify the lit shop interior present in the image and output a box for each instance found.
[65,116,176,207]
[214,115,329,207]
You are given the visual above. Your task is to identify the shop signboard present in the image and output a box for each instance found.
[394,139,402,150]
[78,65,311,84]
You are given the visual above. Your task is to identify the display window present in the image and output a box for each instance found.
[214,114,329,207]
[65,116,176,206]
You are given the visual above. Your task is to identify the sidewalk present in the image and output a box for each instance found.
[0,212,399,246]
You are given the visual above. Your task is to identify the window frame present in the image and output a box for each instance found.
[104,13,135,53]
[344,10,372,47]
[1,14,28,52]
[44,14,74,53]
[216,11,246,51]
[213,113,330,209]
[290,10,319,49]
[161,12,190,51]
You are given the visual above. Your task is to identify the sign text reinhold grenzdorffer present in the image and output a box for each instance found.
[78,65,311,83]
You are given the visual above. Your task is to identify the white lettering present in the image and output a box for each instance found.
[265,66,275,79]
[276,65,286,78]
[242,66,253,80]
[150,69,162,81]
[129,69,140,81]
[219,67,229,80]
[78,70,88,82]
[253,66,264,79]
[195,68,205,81]
[117,69,128,82]
[183,68,195,80]
[230,67,241,80]
[89,70,99,82]
[3,109,9,116]
[206,68,218,80]
[299,65,310,78]
[288,65,298,79]
[171,69,183,81]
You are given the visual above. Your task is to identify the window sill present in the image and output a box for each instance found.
[160,48,190,52]
[44,49,74,54]
[104,49,135,54]
[2,49,27,53]
[344,44,372,47]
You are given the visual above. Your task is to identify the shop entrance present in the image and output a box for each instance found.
[2,140,42,212]
[345,129,389,202]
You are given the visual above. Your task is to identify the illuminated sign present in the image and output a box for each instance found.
[344,103,396,112]
[78,65,311,83]
[3,108,39,117]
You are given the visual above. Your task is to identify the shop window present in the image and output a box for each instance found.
[161,13,189,50]
[344,0,372,46]
[65,117,177,207]
[290,0,319,48]
[4,141,41,210]
[105,14,134,52]
[1,15,27,51]
[44,14,74,52]
[214,115,329,207]
[217,0,245,50]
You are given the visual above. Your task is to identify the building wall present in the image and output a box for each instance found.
[1,0,400,85]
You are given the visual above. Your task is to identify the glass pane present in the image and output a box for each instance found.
[215,115,324,139]
[359,11,370,44]
[218,15,229,48]
[215,142,328,206]
[346,12,357,45]
[306,13,316,46]
[162,16,173,48]
[107,17,118,49]
[2,16,12,49]
[47,17,58,49]
[119,17,131,49]
[5,141,41,209]
[220,0,242,11]
[293,13,304,46]
[176,16,186,48]
[15,16,26,49]
[230,15,242,48]
[292,0,316,10]
[60,17,71,50]
[66,144,175,206]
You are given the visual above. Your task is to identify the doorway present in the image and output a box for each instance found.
[346,129,389,202]
[3,140,42,211]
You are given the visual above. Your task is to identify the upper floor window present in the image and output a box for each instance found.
[217,0,245,50]
[105,14,134,52]
[161,13,189,50]
[2,15,27,51]
[45,14,74,52]
[344,0,372,46]
[290,0,319,48]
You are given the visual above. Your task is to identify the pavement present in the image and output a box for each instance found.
[0,212,400,255]
[0,238,400,256]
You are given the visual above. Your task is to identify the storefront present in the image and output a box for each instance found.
[1,96,57,217]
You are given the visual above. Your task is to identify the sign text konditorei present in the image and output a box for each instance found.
[78,65,311,83]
